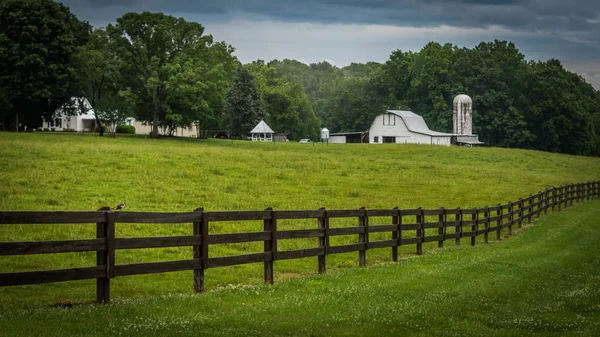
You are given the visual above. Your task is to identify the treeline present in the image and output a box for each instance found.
[1,1,599,155]
[249,43,600,156]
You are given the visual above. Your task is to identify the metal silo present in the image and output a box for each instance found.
[453,94,472,135]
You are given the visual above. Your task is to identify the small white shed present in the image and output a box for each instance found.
[250,120,275,142]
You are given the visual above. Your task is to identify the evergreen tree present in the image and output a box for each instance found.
[226,67,264,137]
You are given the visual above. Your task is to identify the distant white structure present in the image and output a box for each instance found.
[331,110,456,146]
[250,120,274,142]
[369,110,455,145]
[453,94,472,135]
[452,94,484,146]
[320,128,329,141]
[43,98,96,131]
[329,97,484,146]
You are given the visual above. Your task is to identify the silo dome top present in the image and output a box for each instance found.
[453,94,472,104]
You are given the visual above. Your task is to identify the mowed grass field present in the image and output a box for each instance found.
[0,132,599,309]
[1,200,599,336]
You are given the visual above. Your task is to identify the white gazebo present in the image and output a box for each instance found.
[250,120,275,142]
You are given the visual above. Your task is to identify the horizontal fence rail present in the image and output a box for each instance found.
[0,181,598,303]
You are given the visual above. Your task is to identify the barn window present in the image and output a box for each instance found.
[374,136,379,143]
[383,113,395,126]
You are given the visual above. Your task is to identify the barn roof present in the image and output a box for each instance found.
[250,120,274,134]
[386,110,458,137]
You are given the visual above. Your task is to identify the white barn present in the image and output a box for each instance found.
[369,110,456,146]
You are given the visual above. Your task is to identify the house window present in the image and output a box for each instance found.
[55,119,62,128]
[383,113,395,126]
[383,136,395,143]
[374,136,379,143]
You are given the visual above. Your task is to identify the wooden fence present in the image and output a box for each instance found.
[0,181,598,303]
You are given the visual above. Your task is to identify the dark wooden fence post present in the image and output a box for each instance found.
[517,198,524,228]
[193,207,204,292]
[508,202,513,236]
[96,206,111,304]
[483,206,490,244]
[358,207,367,267]
[397,209,403,255]
[496,204,502,240]
[570,184,574,206]
[544,190,549,215]
[392,207,399,262]
[470,209,477,246]
[264,207,276,284]
[527,196,533,223]
[416,207,423,255]
[318,207,328,274]
[438,207,445,248]
[558,186,563,211]
[551,188,556,212]
[586,182,590,200]
[540,191,544,216]
[194,209,209,293]
[455,208,462,246]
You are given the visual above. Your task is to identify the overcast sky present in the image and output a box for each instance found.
[60,0,600,89]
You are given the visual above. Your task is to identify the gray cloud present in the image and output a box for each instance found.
[59,0,600,89]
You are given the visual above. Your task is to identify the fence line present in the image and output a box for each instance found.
[0,181,598,303]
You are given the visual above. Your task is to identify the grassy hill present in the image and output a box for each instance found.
[0,132,599,308]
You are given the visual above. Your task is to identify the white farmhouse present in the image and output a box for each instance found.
[43,98,97,131]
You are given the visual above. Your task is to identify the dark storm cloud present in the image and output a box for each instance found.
[60,0,600,88]
[65,0,600,33]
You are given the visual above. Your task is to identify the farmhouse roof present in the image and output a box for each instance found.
[386,110,458,137]
[250,120,274,134]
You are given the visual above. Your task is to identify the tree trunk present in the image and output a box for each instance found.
[151,109,159,138]
[15,113,18,132]
[151,86,161,138]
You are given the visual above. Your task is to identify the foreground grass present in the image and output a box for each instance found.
[0,132,599,307]
[1,200,599,336]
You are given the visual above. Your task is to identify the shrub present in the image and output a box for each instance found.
[62,128,76,132]
[95,125,106,133]
[50,128,55,132]
[37,128,44,132]
[116,124,136,134]
[43,128,49,132]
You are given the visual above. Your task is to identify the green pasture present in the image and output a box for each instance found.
[1,199,599,336]
[0,132,599,308]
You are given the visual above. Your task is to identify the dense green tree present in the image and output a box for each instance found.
[107,12,236,138]
[451,41,534,147]
[0,0,90,129]
[226,67,265,137]
[246,61,320,140]
[522,59,597,155]
[74,28,123,136]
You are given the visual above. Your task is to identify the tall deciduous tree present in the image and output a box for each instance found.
[75,28,123,136]
[0,0,90,129]
[107,12,236,138]
[226,67,264,137]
